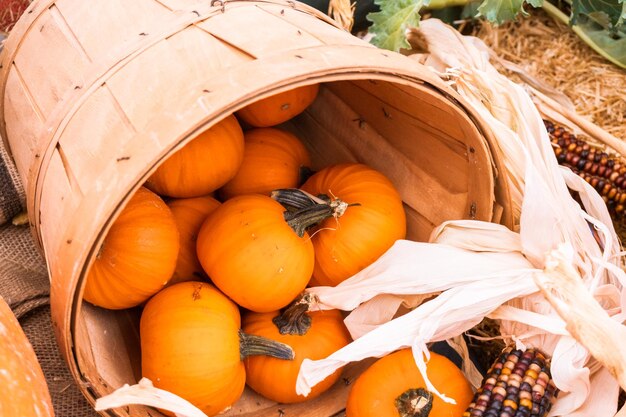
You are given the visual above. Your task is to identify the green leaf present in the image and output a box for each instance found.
[571,0,625,29]
[574,15,626,66]
[476,0,542,24]
[461,0,483,19]
[543,0,626,68]
[366,0,425,51]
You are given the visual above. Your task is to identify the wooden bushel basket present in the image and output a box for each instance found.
[0,0,513,415]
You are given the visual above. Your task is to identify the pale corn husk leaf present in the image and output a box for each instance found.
[94,378,208,417]
[296,19,626,416]
[342,293,429,340]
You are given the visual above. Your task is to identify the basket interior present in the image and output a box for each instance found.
[73,78,498,417]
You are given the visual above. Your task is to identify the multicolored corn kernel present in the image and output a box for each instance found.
[463,347,558,417]
[545,119,626,219]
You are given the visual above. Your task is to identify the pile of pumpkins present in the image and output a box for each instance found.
[83,83,474,417]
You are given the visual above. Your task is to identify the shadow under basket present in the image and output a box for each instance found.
[0,0,512,416]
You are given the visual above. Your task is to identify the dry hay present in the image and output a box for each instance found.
[0,0,30,33]
[471,8,626,141]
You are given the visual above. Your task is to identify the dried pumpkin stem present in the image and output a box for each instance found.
[272,293,316,335]
[395,388,433,417]
[271,188,329,210]
[273,188,353,237]
[239,330,294,361]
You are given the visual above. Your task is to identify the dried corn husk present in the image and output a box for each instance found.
[94,378,207,417]
[295,19,626,417]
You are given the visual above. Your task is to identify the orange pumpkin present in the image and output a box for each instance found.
[219,127,312,200]
[346,349,473,417]
[236,84,320,127]
[146,114,244,198]
[300,163,406,286]
[167,195,221,285]
[0,296,54,417]
[242,299,352,403]
[83,187,179,309]
[196,194,314,312]
[141,281,293,417]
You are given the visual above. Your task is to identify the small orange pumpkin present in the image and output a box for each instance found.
[346,348,473,417]
[0,296,54,417]
[167,195,221,285]
[141,281,294,417]
[300,163,406,287]
[146,114,244,198]
[196,194,315,312]
[219,127,312,200]
[242,298,352,403]
[236,84,320,127]
[83,187,179,309]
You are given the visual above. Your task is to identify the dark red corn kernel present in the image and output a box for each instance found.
[591,163,600,174]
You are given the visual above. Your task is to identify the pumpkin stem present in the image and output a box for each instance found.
[271,188,329,211]
[395,388,433,417]
[271,188,351,237]
[272,293,316,335]
[239,330,295,361]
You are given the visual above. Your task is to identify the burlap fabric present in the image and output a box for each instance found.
[0,136,97,416]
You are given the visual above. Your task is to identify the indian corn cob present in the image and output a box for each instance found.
[463,347,558,417]
[545,119,626,217]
